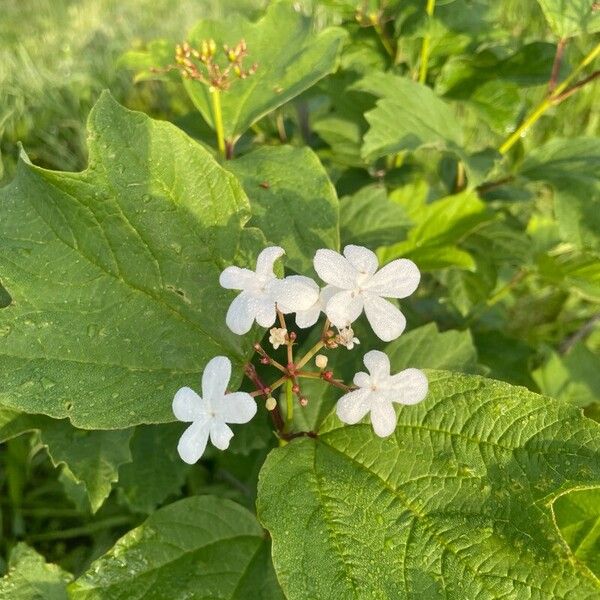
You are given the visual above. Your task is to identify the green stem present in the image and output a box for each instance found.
[418,0,436,84]
[26,516,134,542]
[296,340,325,370]
[500,41,600,154]
[210,88,226,157]
[374,22,395,59]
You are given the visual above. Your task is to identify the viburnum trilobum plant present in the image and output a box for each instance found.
[173,245,428,462]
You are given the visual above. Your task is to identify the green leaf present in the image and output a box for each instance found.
[532,342,600,408]
[378,190,492,270]
[555,488,600,579]
[385,322,479,373]
[356,72,463,162]
[0,543,72,600]
[258,371,600,598]
[42,422,132,513]
[185,1,346,141]
[521,138,600,251]
[0,408,132,513]
[339,185,410,249]
[69,496,283,600]
[226,145,339,274]
[536,0,600,37]
[0,92,264,428]
[117,424,190,514]
[537,250,600,302]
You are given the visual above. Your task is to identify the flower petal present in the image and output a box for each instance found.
[336,388,372,424]
[325,290,364,328]
[172,386,207,422]
[209,420,234,450]
[370,401,397,437]
[363,350,391,382]
[271,275,319,312]
[252,295,277,328]
[363,295,406,341]
[320,284,340,306]
[313,249,357,289]
[255,246,285,278]
[353,371,371,388]
[364,258,420,298]
[295,303,321,328]
[202,356,231,401]
[219,266,256,290]
[226,292,255,335]
[217,392,257,424]
[177,419,210,464]
[343,245,379,275]
[388,368,428,405]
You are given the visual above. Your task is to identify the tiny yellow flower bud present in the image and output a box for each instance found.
[315,354,328,369]
[265,396,277,411]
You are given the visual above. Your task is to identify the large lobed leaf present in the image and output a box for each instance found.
[0,92,264,429]
[258,370,600,598]
[69,495,283,599]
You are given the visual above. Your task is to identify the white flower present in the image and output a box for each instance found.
[335,326,359,350]
[313,245,420,342]
[336,350,427,437]
[293,284,337,329]
[173,356,256,464]
[269,327,287,349]
[220,246,318,335]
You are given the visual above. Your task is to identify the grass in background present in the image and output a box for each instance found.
[0,0,269,183]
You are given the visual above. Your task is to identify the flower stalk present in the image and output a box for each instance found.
[210,88,226,156]
[418,0,436,84]
[500,40,600,154]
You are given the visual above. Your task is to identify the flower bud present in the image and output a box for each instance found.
[315,354,328,369]
[265,396,277,411]
[299,397,308,407]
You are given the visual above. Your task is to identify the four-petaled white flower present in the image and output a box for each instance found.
[220,246,318,335]
[336,350,428,437]
[335,326,359,350]
[269,327,287,349]
[173,356,256,464]
[313,245,420,341]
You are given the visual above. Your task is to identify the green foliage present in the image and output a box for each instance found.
[258,371,600,598]
[535,0,600,37]
[69,496,283,599]
[1,0,600,596]
[356,72,463,162]
[0,544,71,600]
[116,424,190,514]
[555,488,600,578]
[227,145,340,273]
[0,93,262,428]
[378,190,492,270]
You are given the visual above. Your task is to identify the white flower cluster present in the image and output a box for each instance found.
[220,244,420,341]
[173,244,428,463]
